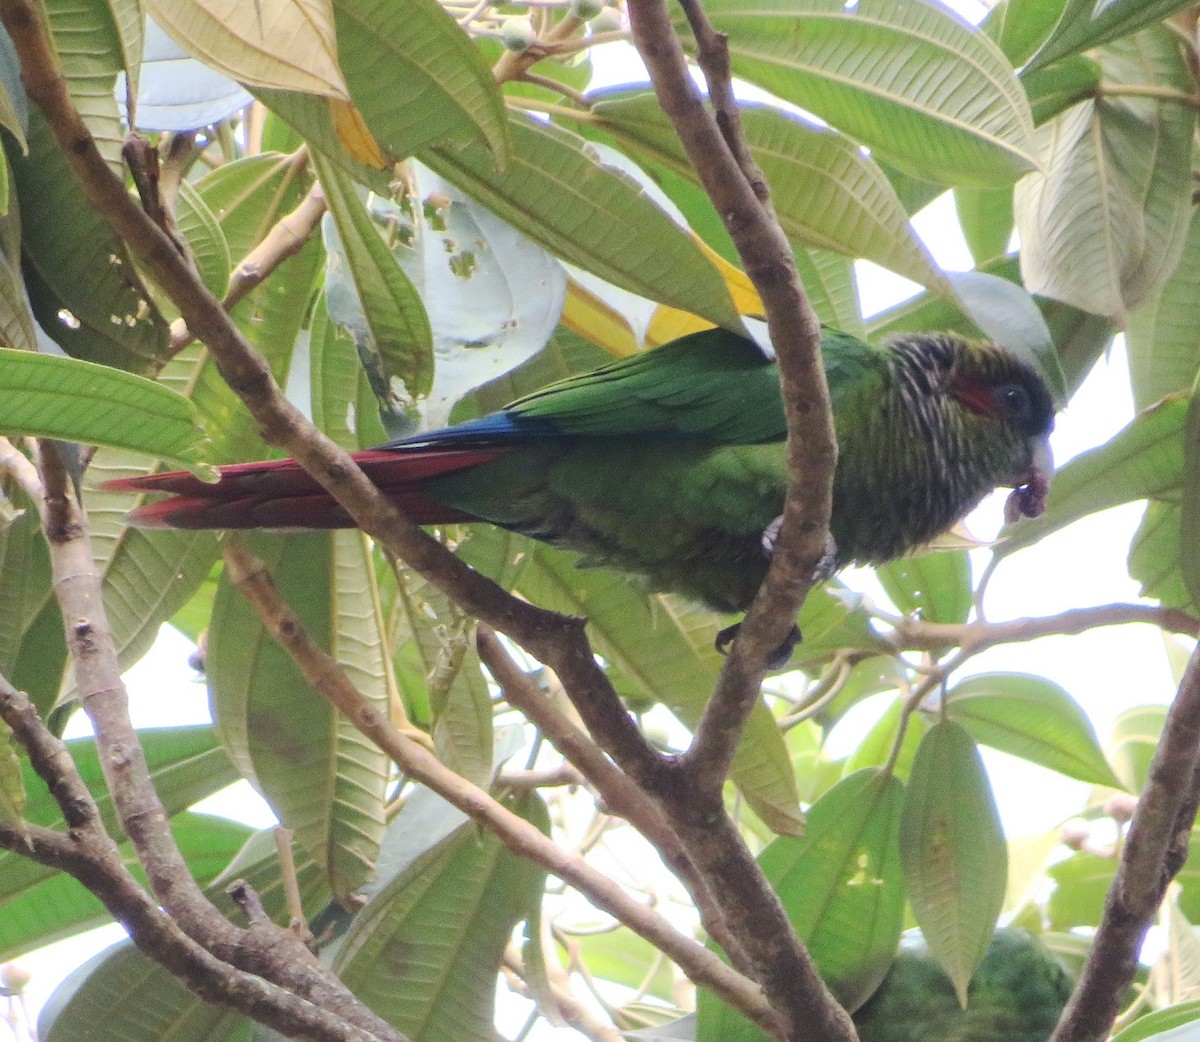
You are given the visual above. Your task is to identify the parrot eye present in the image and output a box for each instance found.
[997,384,1031,421]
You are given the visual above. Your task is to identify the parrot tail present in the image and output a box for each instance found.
[102,447,506,531]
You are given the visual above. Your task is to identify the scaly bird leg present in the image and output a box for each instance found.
[714,522,837,668]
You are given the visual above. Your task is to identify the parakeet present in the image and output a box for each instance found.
[853,929,1074,1042]
[107,329,1055,661]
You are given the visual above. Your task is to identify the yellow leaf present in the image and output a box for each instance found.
[562,280,640,357]
[646,237,763,345]
[144,0,351,100]
[330,99,387,169]
[566,234,765,355]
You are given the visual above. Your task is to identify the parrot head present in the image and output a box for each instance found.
[938,337,1056,523]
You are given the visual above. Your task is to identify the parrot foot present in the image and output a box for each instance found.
[714,622,802,670]
[760,517,839,583]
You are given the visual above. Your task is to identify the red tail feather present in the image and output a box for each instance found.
[104,447,505,530]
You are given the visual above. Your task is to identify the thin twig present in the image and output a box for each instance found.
[888,602,1199,655]
[167,167,324,359]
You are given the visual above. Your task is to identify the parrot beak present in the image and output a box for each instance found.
[1004,436,1053,523]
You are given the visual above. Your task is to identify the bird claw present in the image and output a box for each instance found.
[813,533,839,583]
[714,621,803,670]
[761,517,839,583]
[761,515,783,556]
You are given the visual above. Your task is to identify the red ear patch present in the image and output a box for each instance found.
[950,378,995,417]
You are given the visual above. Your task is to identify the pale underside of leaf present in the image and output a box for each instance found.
[699,0,1038,184]
[143,0,350,99]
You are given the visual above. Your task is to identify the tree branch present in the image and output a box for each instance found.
[626,0,835,793]
[0,678,401,1042]
[624,4,850,1039]
[222,538,783,1037]
[32,443,404,1040]
[1051,641,1200,1042]
[476,628,745,963]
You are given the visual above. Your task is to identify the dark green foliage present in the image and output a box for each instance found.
[854,930,1073,1042]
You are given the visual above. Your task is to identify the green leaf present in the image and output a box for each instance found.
[333,0,509,162]
[996,396,1185,558]
[0,718,22,824]
[900,721,1006,1006]
[107,0,143,113]
[1016,31,1195,325]
[590,93,952,295]
[313,150,434,399]
[1025,0,1199,73]
[46,0,124,173]
[42,946,250,1042]
[0,154,36,353]
[954,186,1013,267]
[1182,387,1200,611]
[208,532,391,901]
[876,550,972,625]
[0,351,209,467]
[0,727,239,907]
[983,0,1068,67]
[0,503,44,680]
[1130,501,1191,610]
[388,569,495,789]
[11,111,168,372]
[1051,828,1200,933]
[1108,703,1166,793]
[844,698,927,782]
[1128,208,1200,410]
[692,0,1038,186]
[575,931,679,1003]
[1022,55,1103,126]
[175,179,232,303]
[1110,999,1200,1042]
[333,791,549,1042]
[38,829,328,1042]
[0,812,251,962]
[1046,850,1114,929]
[700,770,904,1042]
[422,112,742,332]
[945,672,1123,787]
[0,23,28,152]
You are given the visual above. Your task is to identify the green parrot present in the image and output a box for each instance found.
[853,930,1074,1042]
[107,328,1056,663]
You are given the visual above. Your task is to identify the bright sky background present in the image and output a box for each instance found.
[8,4,1189,1031]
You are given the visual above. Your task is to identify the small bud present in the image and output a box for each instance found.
[587,5,623,32]
[1060,820,1090,850]
[501,17,537,52]
[0,961,31,993]
[569,0,606,19]
[1105,792,1138,824]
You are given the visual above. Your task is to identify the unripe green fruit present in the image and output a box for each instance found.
[587,6,622,32]
[569,0,605,19]
[501,17,537,52]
